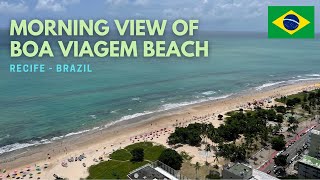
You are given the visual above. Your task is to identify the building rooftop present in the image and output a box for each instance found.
[128,165,174,180]
[299,155,320,169]
[225,163,252,179]
[127,161,182,180]
[251,169,279,180]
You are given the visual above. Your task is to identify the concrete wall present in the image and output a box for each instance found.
[298,162,320,179]
[309,131,320,158]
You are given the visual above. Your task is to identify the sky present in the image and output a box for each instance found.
[0,0,319,32]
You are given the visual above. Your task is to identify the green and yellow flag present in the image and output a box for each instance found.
[268,6,314,38]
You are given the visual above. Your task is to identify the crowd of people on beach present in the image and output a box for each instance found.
[130,128,173,143]
[0,164,47,180]
[1,83,319,180]
[61,153,86,168]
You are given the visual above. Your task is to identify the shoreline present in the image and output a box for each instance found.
[1,80,320,179]
[2,77,319,156]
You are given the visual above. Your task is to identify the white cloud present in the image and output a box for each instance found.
[106,0,125,6]
[106,0,149,6]
[134,0,148,5]
[163,0,270,20]
[35,0,80,12]
[0,0,28,14]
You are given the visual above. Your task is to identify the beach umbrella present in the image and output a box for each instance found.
[12,170,18,176]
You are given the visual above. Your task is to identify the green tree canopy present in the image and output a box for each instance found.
[218,143,246,162]
[276,114,284,123]
[274,154,287,166]
[288,116,297,124]
[130,148,144,162]
[158,149,183,170]
[168,123,204,146]
[271,136,286,151]
[275,106,287,114]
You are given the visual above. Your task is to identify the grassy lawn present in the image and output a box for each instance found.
[87,142,166,179]
[275,90,307,104]
[87,160,149,179]
[275,89,319,104]
[225,110,244,116]
[109,149,132,161]
[125,142,165,161]
[275,92,305,103]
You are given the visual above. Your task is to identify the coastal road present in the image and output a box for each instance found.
[258,124,317,175]
[262,130,310,176]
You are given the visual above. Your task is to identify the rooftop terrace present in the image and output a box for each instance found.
[299,155,320,169]
[225,163,252,179]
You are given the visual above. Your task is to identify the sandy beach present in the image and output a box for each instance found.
[1,81,320,180]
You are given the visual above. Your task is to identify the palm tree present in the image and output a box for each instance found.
[213,155,219,163]
[244,135,253,149]
[212,145,219,163]
[253,144,258,152]
[273,123,282,134]
[205,144,211,163]
[195,162,201,180]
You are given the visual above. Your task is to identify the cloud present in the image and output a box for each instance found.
[202,0,208,4]
[106,0,149,6]
[35,0,80,12]
[163,0,270,20]
[0,0,28,14]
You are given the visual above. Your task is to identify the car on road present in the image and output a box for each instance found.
[297,149,303,154]
[267,170,271,174]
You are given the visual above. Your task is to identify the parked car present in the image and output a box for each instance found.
[285,153,289,157]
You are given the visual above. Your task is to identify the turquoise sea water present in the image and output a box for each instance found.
[0,32,319,154]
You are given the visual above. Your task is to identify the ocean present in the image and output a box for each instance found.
[0,31,319,154]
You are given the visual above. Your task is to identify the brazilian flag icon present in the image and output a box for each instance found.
[268,6,314,38]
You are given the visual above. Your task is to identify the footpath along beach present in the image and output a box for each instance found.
[0,81,320,180]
